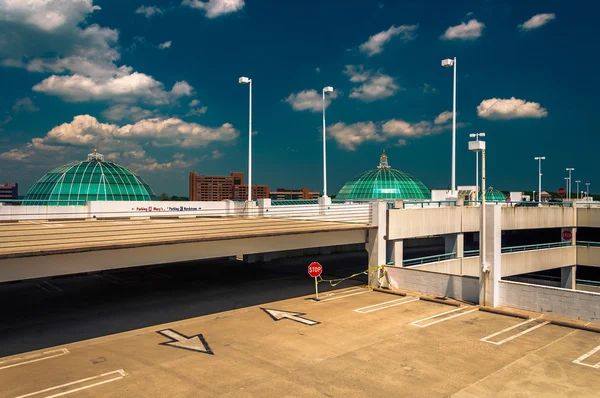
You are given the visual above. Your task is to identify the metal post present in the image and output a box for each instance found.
[322,89,327,197]
[314,276,319,301]
[481,147,487,304]
[248,80,252,202]
[476,151,479,200]
[576,181,580,200]
[452,57,457,196]
[538,159,542,202]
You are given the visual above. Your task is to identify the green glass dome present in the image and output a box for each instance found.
[479,187,507,201]
[24,151,156,205]
[336,152,430,200]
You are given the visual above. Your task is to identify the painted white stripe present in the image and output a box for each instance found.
[480,319,550,345]
[354,297,419,314]
[322,287,362,297]
[573,345,600,369]
[0,348,69,371]
[410,307,477,328]
[12,369,128,398]
[315,290,371,303]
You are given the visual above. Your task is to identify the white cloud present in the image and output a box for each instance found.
[102,104,154,122]
[0,0,100,31]
[343,65,370,83]
[158,40,172,49]
[136,5,163,18]
[359,24,418,56]
[0,115,239,166]
[442,19,485,40]
[477,97,548,120]
[315,67,320,73]
[518,13,556,31]
[434,111,452,125]
[345,65,399,102]
[285,89,337,113]
[32,73,193,104]
[182,0,244,18]
[189,99,200,107]
[328,111,459,151]
[423,83,437,94]
[327,122,380,151]
[211,149,223,159]
[0,1,188,107]
[12,98,39,113]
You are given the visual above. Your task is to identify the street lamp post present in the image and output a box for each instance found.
[322,86,334,198]
[534,157,545,202]
[442,57,457,197]
[469,133,485,199]
[469,137,487,304]
[239,76,252,202]
[566,168,574,200]
[586,182,590,199]
[576,180,581,200]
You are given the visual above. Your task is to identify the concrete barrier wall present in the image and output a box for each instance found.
[410,259,462,275]
[501,207,575,230]
[386,266,479,303]
[0,205,89,221]
[577,207,600,227]
[498,280,600,322]
[387,207,462,239]
[501,246,576,276]
[462,207,480,232]
[577,246,600,268]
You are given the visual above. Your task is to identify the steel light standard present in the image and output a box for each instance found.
[469,133,485,199]
[534,157,545,202]
[566,168,574,200]
[576,180,581,200]
[322,86,334,198]
[586,182,591,199]
[239,76,252,202]
[442,57,457,197]
[469,137,487,304]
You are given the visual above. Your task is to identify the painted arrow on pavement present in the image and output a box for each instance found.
[261,308,320,326]
[157,329,214,355]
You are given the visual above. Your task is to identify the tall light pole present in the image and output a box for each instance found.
[322,86,334,198]
[566,168,574,200]
[534,157,545,202]
[586,182,590,199]
[576,180,581,200]
[442,57,457,197]
[239,76,252,202]
[469,133,485,199]
[469,137,487,304]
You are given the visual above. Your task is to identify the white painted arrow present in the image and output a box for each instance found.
[261,308,319,326]
[157,329,214,355]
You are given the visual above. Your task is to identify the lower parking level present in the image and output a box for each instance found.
[1,280,599,397]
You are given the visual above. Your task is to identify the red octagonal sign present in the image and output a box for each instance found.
[558,188,566,197]
[562,230,572,241]
[308,262,322,277]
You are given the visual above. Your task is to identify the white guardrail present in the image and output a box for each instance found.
[0,200,373,224]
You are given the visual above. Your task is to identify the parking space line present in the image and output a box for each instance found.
[354,297,419,314]
[410,307,478,328]
[0,348,69,371]
[480,319,550,345]
[315,289,371,303]
[36,281,62,293]
[573,345,600,369]
[13,369,128,398]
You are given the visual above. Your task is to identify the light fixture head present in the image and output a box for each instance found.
[441,58,454,67]
[323,86,334,93]
[238,76,251,84]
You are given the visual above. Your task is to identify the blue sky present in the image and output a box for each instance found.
[0,0,598,196]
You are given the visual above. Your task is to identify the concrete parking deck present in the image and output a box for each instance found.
[0,217,370,258]
[1,286,598,397]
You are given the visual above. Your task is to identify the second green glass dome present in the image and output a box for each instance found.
[336,152,430,200]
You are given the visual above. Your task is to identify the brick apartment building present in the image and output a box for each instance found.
[0,182,18,200]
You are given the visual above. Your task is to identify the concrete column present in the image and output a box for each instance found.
[318,195,332,215]
[242,201,258,217]
[366,201,387,287]
[561,266,577,289]
[444,233,464,258]
[257,198,271,216]
[479,204,501,307]
[386,239,403,267]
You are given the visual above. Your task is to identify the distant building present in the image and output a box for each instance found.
[0,182,18,200]
[189,171,270,201]
[270,187,319,201]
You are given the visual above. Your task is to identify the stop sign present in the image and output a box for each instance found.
[558,188,566,197]
[506,197,511,203]
[308,262,322,277]
[562,230,572,240]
